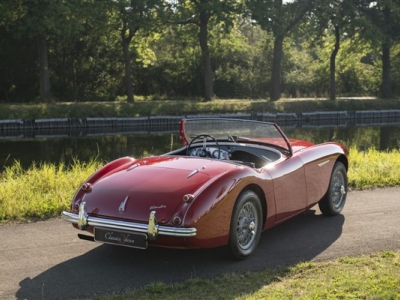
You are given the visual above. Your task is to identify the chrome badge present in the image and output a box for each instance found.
[119,196,129,213]
[149,205,166,210]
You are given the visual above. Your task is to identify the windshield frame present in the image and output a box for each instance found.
[180,118,292,156]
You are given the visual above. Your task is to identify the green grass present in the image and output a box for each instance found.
[1,97,399,119]
[0,160,102,222]
[90,250,400,300]
[348,147,400,190]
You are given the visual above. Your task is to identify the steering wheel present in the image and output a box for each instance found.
[187,134,221,159]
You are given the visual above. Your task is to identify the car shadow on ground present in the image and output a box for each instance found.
[16,210,344,299]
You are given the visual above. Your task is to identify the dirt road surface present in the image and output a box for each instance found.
[1,187,399,299]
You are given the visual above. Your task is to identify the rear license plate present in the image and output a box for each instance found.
[94,227,148,249]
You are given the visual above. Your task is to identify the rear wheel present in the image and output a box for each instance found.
[229,190,263,260]
[319,162,347,216]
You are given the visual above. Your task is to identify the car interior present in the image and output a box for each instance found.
[169,142,282,168]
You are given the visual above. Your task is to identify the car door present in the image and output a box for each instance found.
[297,144,339,207]
[265,155,307,223]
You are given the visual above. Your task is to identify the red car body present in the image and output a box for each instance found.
[62,118,348,259]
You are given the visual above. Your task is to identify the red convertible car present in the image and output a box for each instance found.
[62,118,348,259]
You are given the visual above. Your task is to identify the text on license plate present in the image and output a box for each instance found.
[94,227,148,249]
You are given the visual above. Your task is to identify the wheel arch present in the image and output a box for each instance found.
[240,184,267,228]
[320,155,348,200]
[336,154,348,171]
[319,156,348,216]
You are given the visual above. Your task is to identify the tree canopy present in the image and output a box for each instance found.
[1,0,400,102]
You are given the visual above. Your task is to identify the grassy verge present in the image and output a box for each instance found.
[0,98,399,119]
[348,147,400,190]
[1,148,399,222]
[92,250,400,300]
[0,160,103,222]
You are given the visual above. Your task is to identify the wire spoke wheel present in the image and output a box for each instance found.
[331,170,346,209]
[229,190,263,260]
[236,202,258,250]
[319,161,348,216]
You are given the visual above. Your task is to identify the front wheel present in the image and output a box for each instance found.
[229,190,263,260]
[319,161,348,216]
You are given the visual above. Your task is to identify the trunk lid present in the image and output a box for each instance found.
[83,156,237,224]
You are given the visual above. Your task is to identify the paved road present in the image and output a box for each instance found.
[1,187,399,299]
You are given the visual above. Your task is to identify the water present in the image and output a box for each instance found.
[1,125,399,169]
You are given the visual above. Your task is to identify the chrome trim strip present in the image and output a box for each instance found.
[187,169,199,178]
[61,211,197,238]
[318,160,330,167]
[127,163,140,171]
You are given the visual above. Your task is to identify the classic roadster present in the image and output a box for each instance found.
[62,118,348,259]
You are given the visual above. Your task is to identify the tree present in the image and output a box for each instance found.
[111,0,165,103]
[1,0,103,103]
[245,0,313,101]
[310,0,358,100]
[3,0,54,102]
[356,0,400,98]
[49,7,122,101]
[0,3,37,102]
[169,0,243,101]
[211,18,273,98]
[3,0,78,103]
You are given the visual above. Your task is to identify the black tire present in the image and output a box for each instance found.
[229,190,263,260]
[319,161,348,216]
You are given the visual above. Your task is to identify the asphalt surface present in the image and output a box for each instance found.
[1,187,399,299]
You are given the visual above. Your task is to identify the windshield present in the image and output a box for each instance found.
[181,118,292,154]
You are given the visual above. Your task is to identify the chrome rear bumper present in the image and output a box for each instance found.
[61,202,196,240]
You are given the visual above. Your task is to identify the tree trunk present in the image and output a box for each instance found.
[381,42,391,98]
[122,35,134,103]
[37,33,52,103]
[270,35,284,101]
[268,0,312,101]
[380,126,392,150]
[199,10,213,101]
[330,25,340,101]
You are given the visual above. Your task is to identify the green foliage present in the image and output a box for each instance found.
[0,160,102,222]
[390,43,400,95]
[245,0,314,41]
[135,25,203,97]
[357,0,400,47]
[212,20,273,98]
[278,23,387,98]
[2,0,400,101]
[348,147,400,189]
[168,0,243,27]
